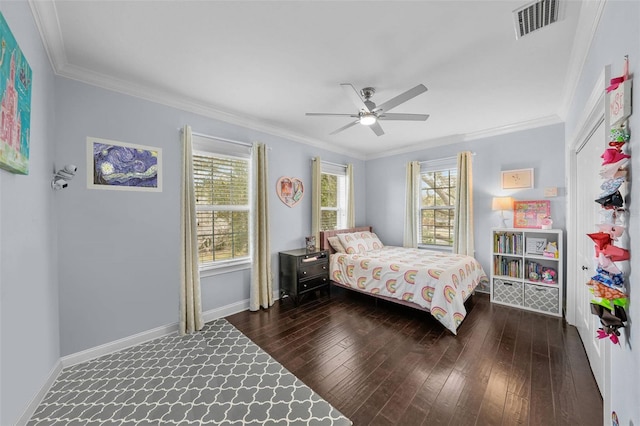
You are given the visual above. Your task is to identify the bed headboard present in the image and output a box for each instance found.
[319,226,373,254]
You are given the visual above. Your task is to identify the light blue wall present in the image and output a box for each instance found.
[564,1,639,423]
[54,77,366,356]
[365,123,566,281]
[4,1,639,424]
[0,2,59,424]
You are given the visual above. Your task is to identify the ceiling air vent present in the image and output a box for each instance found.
[513,0,561,39]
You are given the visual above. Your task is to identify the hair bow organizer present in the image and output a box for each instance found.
[587,57,632,345]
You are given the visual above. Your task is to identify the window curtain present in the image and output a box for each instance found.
[453,151,474,255]
[403,161,420,248]
[311,157,321,244]
[250,143,273,311]
[346,163,355,228]
[179,125,203,335]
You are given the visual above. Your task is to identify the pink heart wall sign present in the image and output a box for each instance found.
[276,176,304,207]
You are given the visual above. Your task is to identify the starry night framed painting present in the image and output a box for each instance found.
[87,137,162,192]
[0,12,32,175]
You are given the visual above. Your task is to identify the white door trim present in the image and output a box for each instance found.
[565,67,607,325]
[565,65,610,424]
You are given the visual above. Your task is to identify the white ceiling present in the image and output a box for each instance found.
[30,1,597,159]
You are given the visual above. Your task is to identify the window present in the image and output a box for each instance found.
[320,162,348,231]
[192,135,252,269]
[419,159,457,247]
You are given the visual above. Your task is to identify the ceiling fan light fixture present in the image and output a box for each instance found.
[360,113,377,126]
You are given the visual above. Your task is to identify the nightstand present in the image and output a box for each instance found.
[279,248,330,305]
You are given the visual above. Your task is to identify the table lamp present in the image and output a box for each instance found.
[492,196,514,228]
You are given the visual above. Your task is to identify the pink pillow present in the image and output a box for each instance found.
[337,233,368,254]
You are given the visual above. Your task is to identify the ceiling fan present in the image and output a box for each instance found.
[306,83,429,136]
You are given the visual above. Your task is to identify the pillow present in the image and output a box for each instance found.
[358,231,384,251]
[327,236,346,253]
[337,232,368,254]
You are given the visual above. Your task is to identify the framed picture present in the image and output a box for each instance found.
[0,13,32,175]
[513,200,550,228]
[501,168,534,189]
[526,238,547,255]
[87,137,162,192]
[276,176,304,207]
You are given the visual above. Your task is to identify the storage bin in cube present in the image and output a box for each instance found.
[524,284,559,314]
[493,279,523,306]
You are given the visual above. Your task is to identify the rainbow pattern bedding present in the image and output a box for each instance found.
[330,246,489,334]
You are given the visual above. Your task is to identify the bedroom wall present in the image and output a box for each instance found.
[364,123,566,289]
[0,2,60,424]
[53,77,366,356]
[564,0,639,423]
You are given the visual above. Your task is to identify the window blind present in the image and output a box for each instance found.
[193,152,250,265]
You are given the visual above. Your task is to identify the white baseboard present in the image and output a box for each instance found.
[16,360,63,426]
[60,322,179,368]
[202,298,250,323]
[19,297,266,424]
[61,298,252,368]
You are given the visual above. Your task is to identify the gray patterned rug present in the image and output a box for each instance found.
[28,319,351,425]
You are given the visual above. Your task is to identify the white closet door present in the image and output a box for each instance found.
[575,119,606,395]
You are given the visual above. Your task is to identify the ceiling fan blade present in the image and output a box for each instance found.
[370,121,385,136]
[375,84,428,113]
[340,83,370,112]
[306,113,359,117]
[378,113,430,121]
[329,120,359,135]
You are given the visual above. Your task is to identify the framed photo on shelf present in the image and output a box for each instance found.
[513,200,550,228]
[501,168,534,189]
[526,238,547,255]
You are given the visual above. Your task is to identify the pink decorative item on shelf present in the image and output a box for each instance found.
[543,242,558,258]
[540,217,553,230]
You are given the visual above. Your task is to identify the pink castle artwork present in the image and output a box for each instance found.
[0,12,32,175]
[1,52,22,152]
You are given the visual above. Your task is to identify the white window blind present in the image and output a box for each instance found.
[192,134,251,267]
[419,158,457,247]
[320,162,347,231]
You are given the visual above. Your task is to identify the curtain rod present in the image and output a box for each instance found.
[312,158,347,168]
[179,128,253,148]
[419,152,475,165]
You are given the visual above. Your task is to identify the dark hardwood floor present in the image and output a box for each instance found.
[226,286,603,426]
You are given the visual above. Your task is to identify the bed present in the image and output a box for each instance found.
[320,227,489,334]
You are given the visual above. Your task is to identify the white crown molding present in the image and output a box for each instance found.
[27,0,579,163]
[59,63,364,159]
[463,114,563,141]
[28,0,66,74]
[365,115,563,160]
[28,1,364,159]
[557,0,607,120]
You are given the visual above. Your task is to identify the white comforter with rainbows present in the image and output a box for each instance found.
[330,246,488,334]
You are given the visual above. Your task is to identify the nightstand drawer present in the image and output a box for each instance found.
[298,261,328,279]
[299,275,329,293]
[297,251,328,265]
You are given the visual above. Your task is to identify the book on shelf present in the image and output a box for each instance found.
[493,232,523,255]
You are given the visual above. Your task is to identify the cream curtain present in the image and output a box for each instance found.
[179,125,203,335]
[250,143,273,311]
[311,157,322,244]
[346,163,355,228]
[453,151,474,255]
[403,161,420,248]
